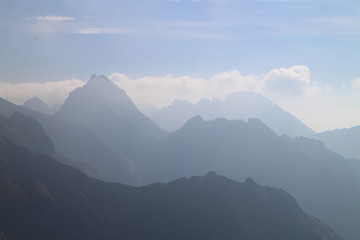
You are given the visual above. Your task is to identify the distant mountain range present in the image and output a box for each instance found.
[0,128,342,240]
[151,92,315,137]
[312,126,360,161]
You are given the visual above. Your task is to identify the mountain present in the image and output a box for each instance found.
[151,92,315,137]
[0,138,343,240]
[135,116,360,240]
[312,125,360,161]
[0,97,138,185]
[54,74,167,156]
[0,112,55,156]
[23,97,52,115]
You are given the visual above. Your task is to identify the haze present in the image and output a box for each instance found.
[1,2,360,240]
[0,0,360,132]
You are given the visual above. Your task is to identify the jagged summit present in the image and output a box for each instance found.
[179,115,275,138]
[80,74,128,99]
[55,74,167,158]
[57,74,147,125]
[86,74,118,88]
[88,74,109,83]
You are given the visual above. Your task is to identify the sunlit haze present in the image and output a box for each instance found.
[1,0,359,132]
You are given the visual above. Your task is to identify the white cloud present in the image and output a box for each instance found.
[207,70,259,98]
[0,79,84,107]
[109,66,319,108]
[109,66,360,132]
[350,78,360,89]
[109,73,208,107]
[259,65,311,96]
[1,67,359,132]
[25,16,77,35]
[27,16,75,22]
[109,70,260,107]
[74,28,130,34]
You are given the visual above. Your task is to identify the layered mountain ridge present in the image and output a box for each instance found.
[313,125,360,161]
[134,115,360,240]
[0,136,343,240]
[1,74,359,239]
[55,74,167,137]
[54,74,167,158]
[151,91,315,137]
[0,97,138,185]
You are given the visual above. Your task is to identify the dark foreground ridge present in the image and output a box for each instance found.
[0,138,342,240]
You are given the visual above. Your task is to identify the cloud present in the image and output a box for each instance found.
[0,66,318,108]
[350,78,360,89]
[109,66,318,108]
[0,79,84,107]
[27,16,75,22]
[25,16,77,35]
[109,73,209,107]
[74,28,130,34]
[259,65,311,96]
[207,70,259,97]
[1,67,358,131]
[109,70,263,108]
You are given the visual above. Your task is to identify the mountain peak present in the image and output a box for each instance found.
[88,74,110,83]
[183,115,205,128]
[23,97,51,115]
[86,74,117,89]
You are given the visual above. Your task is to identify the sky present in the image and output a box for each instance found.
[0,0,359,132]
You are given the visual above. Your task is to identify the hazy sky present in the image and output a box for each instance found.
[0,0,359,132]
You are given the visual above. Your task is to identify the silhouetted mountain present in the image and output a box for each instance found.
[0,112,55,156]
[151,92,315,137]
[313,125,360,161]
[54,74,167,156]
[0,140,343,240]
[23,97,52,115]
[0,97,138,185]
[135,116,360,240]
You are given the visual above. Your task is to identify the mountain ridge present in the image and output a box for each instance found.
[312,125,360,161]
[0,97,139,185]
[0,138,343,240]
[151,91,314,137]
[54,74,168,158]
[135,116,360,240]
